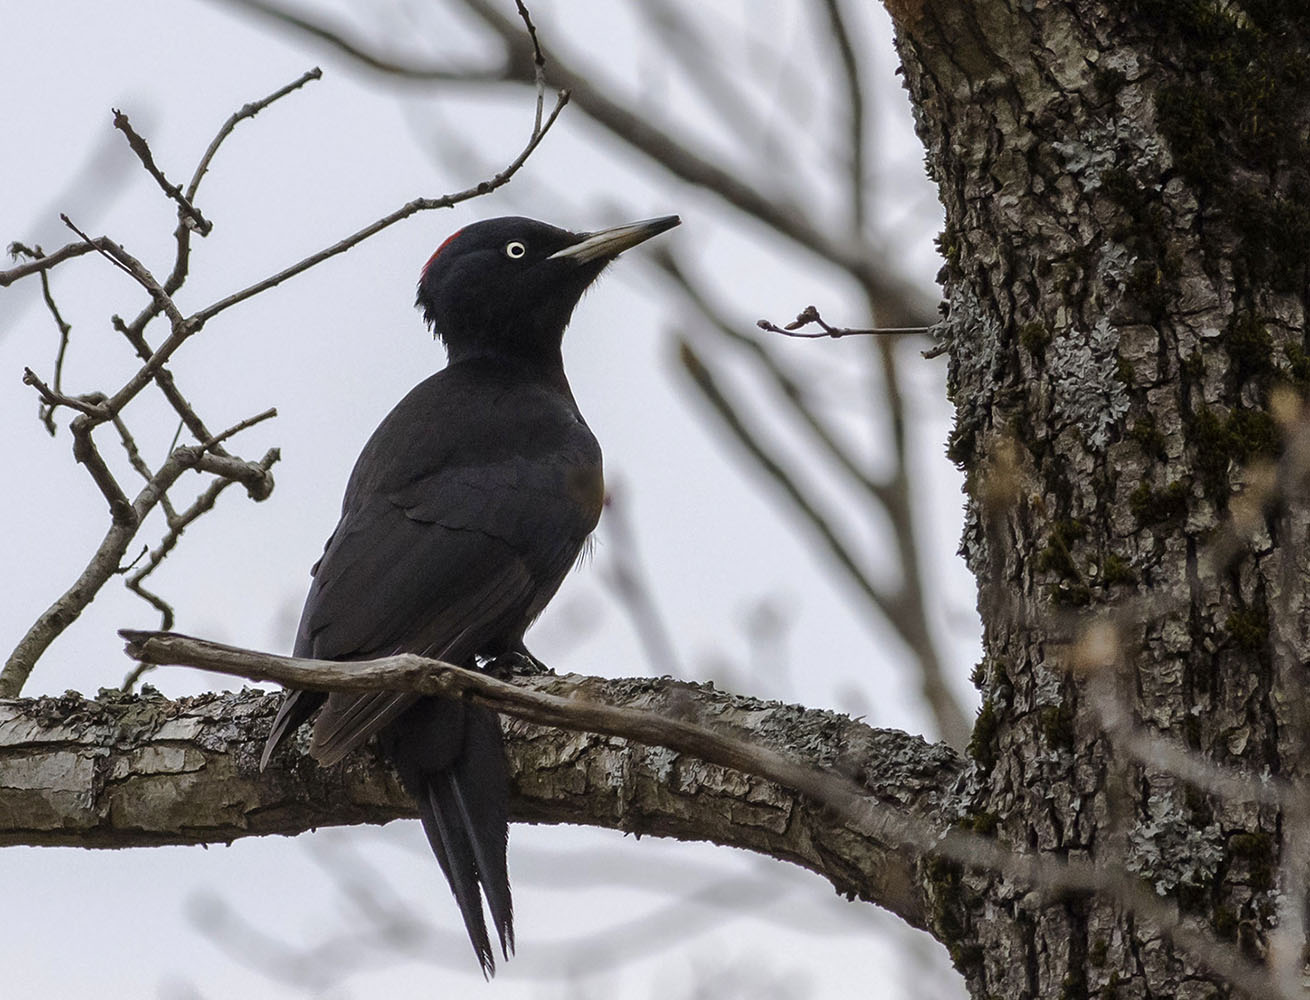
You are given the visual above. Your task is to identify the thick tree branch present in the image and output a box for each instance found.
[1,636,1280,996]
[0,672,958,930]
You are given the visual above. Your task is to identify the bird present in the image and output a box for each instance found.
[259,213,681,976]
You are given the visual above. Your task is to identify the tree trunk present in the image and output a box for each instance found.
[894,1,1310,996]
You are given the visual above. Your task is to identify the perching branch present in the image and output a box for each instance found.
[2,657,956,931]
[105,630,1291,998]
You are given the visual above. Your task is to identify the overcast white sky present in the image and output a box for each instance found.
[2,2,975,997]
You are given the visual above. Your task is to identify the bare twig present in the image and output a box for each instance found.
[69,411,134,523]
[187,89,569,328]
[819,0,868,234]
[112,109,212,235]
[758,305,931,339]
[59,215,189,333]
[123,442,281,687]
[184,67,323,207]
[111,413,169,489]
[110,316,225,454]
[601,485,682,677]
[199,407,277,451]
[513,0,546,134]
[7,244,79,433]
[167,68,323,297]
[1,237,106,287]
[36,271,74,434]
[22,368,103,420]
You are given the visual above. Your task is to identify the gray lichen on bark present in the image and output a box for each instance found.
[0,681,961,929]
[894,0,1310,996]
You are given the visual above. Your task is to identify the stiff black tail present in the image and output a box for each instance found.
[380,698,513,976]
[259,689,325,771]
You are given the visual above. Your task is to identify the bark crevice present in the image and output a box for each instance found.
[0,682,961,930]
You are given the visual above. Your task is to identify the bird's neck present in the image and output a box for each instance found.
[443,319,566,368]
[443,346,573,394]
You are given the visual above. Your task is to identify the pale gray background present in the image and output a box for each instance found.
[1,2,976,997]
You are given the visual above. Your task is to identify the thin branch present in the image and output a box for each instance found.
[819,0,868,234]
[103,390,276,668]
[22,368,103,420]
[199,406,277,451]
[69,411,134,524]
[513,0,545,134]
[124,443,281,677]
[758,305,931,339]
[110,316,225,455]
[8,244,81,433]
[112,109,213,235]
[222,0,501,82]
[111,413,170,490]
[184,67,323,206]
[0,239,103,287]
[654,249,889,501]
[186,89,569,328]
[61,215,188,333]
[601,485,683,677]
[167,68,323,297]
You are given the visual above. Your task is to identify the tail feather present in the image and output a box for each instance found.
[381,699,513,974]
[260,690,325,771]
[453,707,514,959]
[422,779,497,976]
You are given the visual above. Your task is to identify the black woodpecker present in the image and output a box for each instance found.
[260,214,681,975]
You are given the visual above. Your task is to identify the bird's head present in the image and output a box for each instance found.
[416,215,680,365]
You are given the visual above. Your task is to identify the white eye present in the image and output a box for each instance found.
[505,240,527,259]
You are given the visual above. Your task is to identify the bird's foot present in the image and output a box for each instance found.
[483,646,551,679]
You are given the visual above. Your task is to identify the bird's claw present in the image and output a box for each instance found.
[483,648,550,679]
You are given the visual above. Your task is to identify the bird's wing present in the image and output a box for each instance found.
[297,446,602,766]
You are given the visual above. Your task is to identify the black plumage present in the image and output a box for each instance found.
[260,214,680,974]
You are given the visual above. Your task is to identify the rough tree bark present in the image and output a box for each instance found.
[894,0,1310,997]
[3,3,1308,998]
[0,681,957,931]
